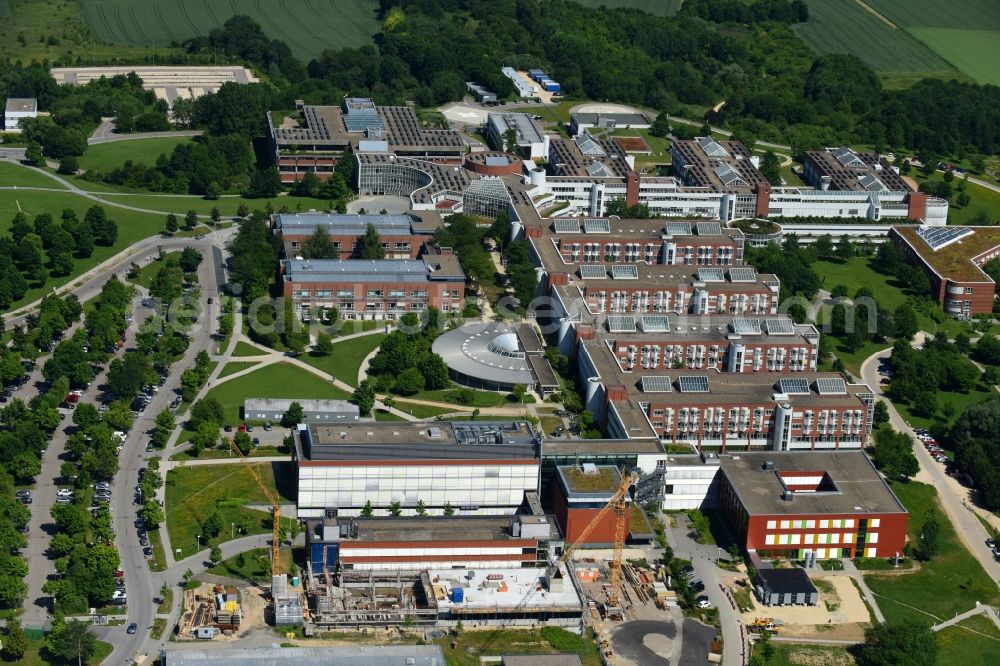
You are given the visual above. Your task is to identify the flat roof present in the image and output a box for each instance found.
[488,112,546,146]
[571,112,649,126]
[244,398,358,415]
[720,451,907,516]
[326,514,559,543]
[283,257,464,283]
[756,568,817,595]
[160,646,445,666]
[427,566,581,610]
[275,213,438,237]
[548,137,632,179]
[543,438,666,457]
[894,225,1000,283]
[5,98,36,113]
[671,138,767,193]
[557,464,622,495]
[298,421,538,462]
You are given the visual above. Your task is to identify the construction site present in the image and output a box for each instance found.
[177,584,244,640]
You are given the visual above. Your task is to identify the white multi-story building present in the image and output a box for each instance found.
[294,421,541,519]
[4,98,37,133]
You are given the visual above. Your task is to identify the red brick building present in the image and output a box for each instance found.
[282,256,465,321]
[551,465,631,546]
[717,452,908,559]
[891,225,1000,318]
[275,213,440,260]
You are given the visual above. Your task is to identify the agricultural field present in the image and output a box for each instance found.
[795,0,957,85]
[572,0,682,16]
[82,0,380,61]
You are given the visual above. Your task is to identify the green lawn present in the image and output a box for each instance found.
[165,461,296,557]
[403,386,512,407]
[206,547,293,584]
[201,362,352,426]
[231,341,267,357]
[609,127,670,165]
[170,444,288,462]
[127,251,179,290]
[435,627,602,666]
[864,481,1000,627]
[0,160,68,188]
[148,526,168,573]
[936,613,1000,666]
[0,188,164,309]
[89,191,330,217]
[894,383,994,431]
[391,401,457,419]
[79,136,196,171]
[750,641,856,666]
[300,333,386,387]
[19,637,114,666]
[217,361,261,379]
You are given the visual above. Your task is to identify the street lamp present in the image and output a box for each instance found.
[196,534,201,551]
[231,522,234,539]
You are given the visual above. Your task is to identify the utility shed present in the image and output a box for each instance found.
[753,568,818,606]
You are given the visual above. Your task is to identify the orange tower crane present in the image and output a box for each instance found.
[227,437,282,575]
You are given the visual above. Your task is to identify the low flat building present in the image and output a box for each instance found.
[242,398,359,424]
[294,420,541,519]
[160,646,446,666]
[466,81,497,104]
[570,112,650,134]
[753,568,818,606]
[50,66,257,105]
[281,255,465,321]
[890,225,1000,317]
[718,452,908,559]
[4,98,37,133]
[487,112,549,159]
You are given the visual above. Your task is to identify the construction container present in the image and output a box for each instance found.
[292,576,300,587]
[450,587,464,603]
[529,69,546,81]
[544,81,562,94]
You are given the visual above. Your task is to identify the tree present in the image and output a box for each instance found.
[3,617,28,661]
[142,499,164,527]
[389,501,402,517]
[893,303,918,340]
[237,203,250,219]
[10,452,41,484]
[419,353,450,390]
[209,545,222,565]
[315,332,334,355]
[24,141,43,165]
[357,223,385,260]
[415,499,427,516]
[192,420,219,454]
[443,502,455,516]
[917,510,940,560]
[85,207,117,246]
[71,402,100,429]
[870,428,918,480]
[165,213,178,234]
[281,401,305,428]
[354,379,376,416]
[872,400,889,427]
[758,151,781,185]
[502,127,519,154]
[394,367,425,395]
[190,396,224,429]
[858,622,937,666]
[233,431,253,455]
[179,246,203,273]
[202,510,224,539]
[184,210,198,231]
[57,155,79,175]
[48,619,96,666]
[813,234,834,259]
[302,226,336,259]
[361,500,374,517]
[106,351,153,398]
[511,384,527,403]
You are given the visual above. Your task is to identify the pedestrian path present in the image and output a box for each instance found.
[930,602,1000,633]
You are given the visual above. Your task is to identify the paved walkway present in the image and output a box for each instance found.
[930,603,1000,633]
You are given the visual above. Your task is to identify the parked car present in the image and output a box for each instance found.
[696,596,712,608]
[14,490,30,498]
[18,496,32,505]
[57,489,74,497]
[126,623,137,634]
[264,422,273,431]
[143,547,153,557]
[246,424,254,432]
[55,497,72,504]
[224,425,233,432]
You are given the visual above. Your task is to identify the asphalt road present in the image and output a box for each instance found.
[859,349,1000,582]
[88,118,203,145]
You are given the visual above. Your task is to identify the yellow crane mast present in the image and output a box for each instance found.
[226,437,282,576]
[547,470,638,609]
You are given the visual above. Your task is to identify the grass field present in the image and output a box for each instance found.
[19,637,114,666]
[435,627,602,666]
[795,0,957,82]
[935,614,1000,666]
[79,136,195,171]
[0,160,69,188]
[916,173,1000,226]
[127,250,179,290]
[230,341,265,357]
[750,641,855,666]
[863,481,1000,627]
[217,361,260,379]
[82,0,379,61]
[201,362,351,426]
[165,461,295,555]
[0,188,164,308]
[206,546,293,584]
[573,0,682,16]
[299,333,386,387]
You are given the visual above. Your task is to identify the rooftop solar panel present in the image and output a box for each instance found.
[663,221,693,236]
[764,318,795,335]
[728,267,757,282]
[553,219,581,234]
[778,378,810,395]
[607,315,637,333]
[731,317,762,335]
[677,375,709,393]
[641,375,673,393]
[696,268,725,282]
[815,377,848,395]
[696,221,723,236]
[640,315,670,333]
[583,218,612,234]
[579,264,608,279]
[610,264,639,280]
[916,226,974,251]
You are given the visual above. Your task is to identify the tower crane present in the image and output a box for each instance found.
[548,469,638,611]
[226,437,282,577]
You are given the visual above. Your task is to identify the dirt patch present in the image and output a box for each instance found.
[740,574,870,640]
[785,645,857,665]
[852,0,898,29]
